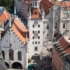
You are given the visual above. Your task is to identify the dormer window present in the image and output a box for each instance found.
[34,11,37,15]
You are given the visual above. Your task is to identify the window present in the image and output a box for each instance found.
[38,25,40,27]
[38,36,40,39]
[47,24,49,29]
[63,23,65,28]
[47,34,49,36]
[55,23,57,25]
[33,31,34,33]
[55,26,57,29]
[9,49,14,60]
[38,31,40,33]
[33,25,34,27]
[34,11,37,15]
[35,42,37,44]
[33,37,34,39]
[18,51,22,60]
[35,47,38,51]
[2,51,5,59]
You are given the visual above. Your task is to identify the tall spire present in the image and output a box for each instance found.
[14,0,16,18]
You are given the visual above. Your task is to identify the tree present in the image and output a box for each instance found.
[0,0,14,13]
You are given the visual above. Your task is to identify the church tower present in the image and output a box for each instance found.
[28,0,43,59]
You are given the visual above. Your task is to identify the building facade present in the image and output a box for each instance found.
[28,0,43,59]
[0,7,29,69]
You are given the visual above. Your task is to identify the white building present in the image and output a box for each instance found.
[27,0,43,59]
[0,7,29,69]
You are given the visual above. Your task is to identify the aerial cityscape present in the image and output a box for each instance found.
[0,0,70,70]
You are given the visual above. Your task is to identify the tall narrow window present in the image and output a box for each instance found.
[18,51,22,60]
[35,47,38,51]
[63,23,65,28]
[38,25,40,27]
[2,51,5,59]
[47,24,49,29]
[9,49,14,60]
[35,1,37,6]
[38,36,40,39]
[33,25,34,27]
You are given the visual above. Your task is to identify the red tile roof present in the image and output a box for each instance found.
[0,11,11,26]
[40,0,54,14]
[24,0,54,15]
[59,36,70,53]
[31,8,42,19]
[12,18,29,44]
[0,8,29,44]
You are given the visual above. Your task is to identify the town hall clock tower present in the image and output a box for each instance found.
[28,0,44,59]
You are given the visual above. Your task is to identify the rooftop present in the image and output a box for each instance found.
[0,7,11,26]
[0,7,29,45]
[53,35,70,59]
[25,0,54,15]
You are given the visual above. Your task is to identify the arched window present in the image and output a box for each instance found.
[18,51,22,60]
[9,49,14,60]
[2,51,5,59]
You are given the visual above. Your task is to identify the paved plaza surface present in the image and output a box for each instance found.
[31,45,53,70]
[32,56,53,70]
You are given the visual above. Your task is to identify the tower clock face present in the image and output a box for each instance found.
[34,20,38,25]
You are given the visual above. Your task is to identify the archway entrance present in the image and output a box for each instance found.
[5,62,9,68]
[12,62,22,69]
